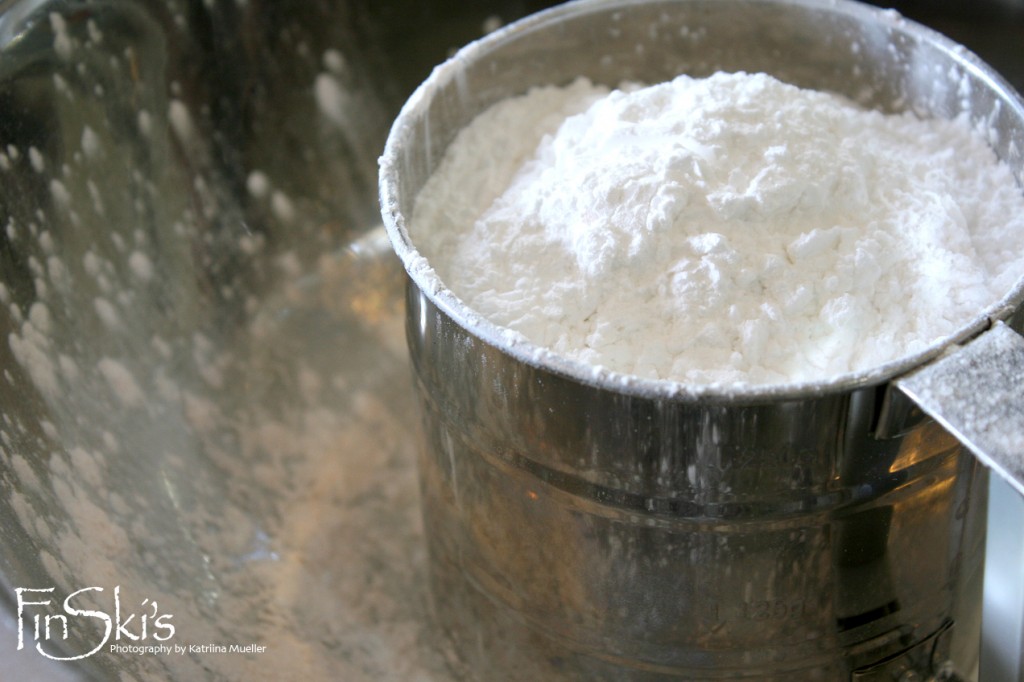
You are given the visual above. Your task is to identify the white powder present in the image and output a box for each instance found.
[323,48,347,75]
[49,12,73,60]
[29,146,45,173]
[137,109,153,138]
[247,170,271,198]
[94,296,121,328]
[96,357,144,408]
[315,72,352,127]
[271,190,296,223]
[128,250,155,281]
[168,99,194,143]
[49,178,71,208]
[81,126,101,160]
[412,72,1024,385]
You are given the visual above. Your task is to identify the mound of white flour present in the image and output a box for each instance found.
[411,72,1024,384]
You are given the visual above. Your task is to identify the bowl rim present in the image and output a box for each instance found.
[378,0,1024,404]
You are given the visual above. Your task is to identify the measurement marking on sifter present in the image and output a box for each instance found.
[742,598,809,623]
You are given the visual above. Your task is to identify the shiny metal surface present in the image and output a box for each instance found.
[409,284,986,680]
[898,322,1024,498]
[379,0,1024,678]
[0,0,512,679]
[0,0,1018,679]
[984,475,1024,682]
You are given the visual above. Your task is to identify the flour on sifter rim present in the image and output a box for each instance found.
[412,72,1024,385]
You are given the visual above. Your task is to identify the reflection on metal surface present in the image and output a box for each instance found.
[888,421,962,473]
[851,619,956,680]
[983,475,1024,682]
[0,0,486,678]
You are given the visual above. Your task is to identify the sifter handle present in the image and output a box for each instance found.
[896,320,1024,498]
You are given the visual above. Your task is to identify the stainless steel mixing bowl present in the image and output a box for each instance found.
[0,0,526,679]
[379,0,1024,679]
